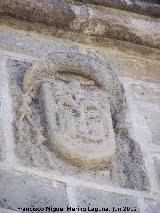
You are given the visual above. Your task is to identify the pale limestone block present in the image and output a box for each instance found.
[154,158,160,187]
[69,186,140,213]
[144,198,160,213]
[0,208,18,213]
[0,57,5,161]
[0,169,67,212]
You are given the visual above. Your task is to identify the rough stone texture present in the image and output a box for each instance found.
[115,57,160,82]
[0,1,160,49]
[0,0,159,211]
[0,168,68,212]
[0,58,5,161]
[129,83,160,145]
[0,208,18,213]
[5,53,149,191]
[154,159,160,187]
[121,78,160,194]
[40,81,116,169]
[144,198,160,213]
[70,186,140,213]
[71,5,160,49]
[0,93,4,161]
[0,23,159,63]
[74,0,160,17]
[0,0,75,29]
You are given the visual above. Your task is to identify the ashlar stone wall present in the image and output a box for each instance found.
[0,1,159,212]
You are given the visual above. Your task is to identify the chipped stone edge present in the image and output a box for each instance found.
[74,0,160,17]
[0,0,160,50]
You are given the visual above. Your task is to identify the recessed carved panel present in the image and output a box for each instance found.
[7,53,150,190]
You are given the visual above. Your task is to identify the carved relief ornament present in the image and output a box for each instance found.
[17,53,123,169]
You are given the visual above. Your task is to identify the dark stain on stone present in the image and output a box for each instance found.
[0,0,76,29]
[75,0,160,17]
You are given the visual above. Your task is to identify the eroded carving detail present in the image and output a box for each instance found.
[16,62,116,169]
[12,54,149,190]
[40,77,115,169]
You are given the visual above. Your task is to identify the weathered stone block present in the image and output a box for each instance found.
[0,57,5,161]
[40,79,116,169]
[129,83,160,145]
[0,208,18,213]
[154,158,160,187]
[0,97,4,161]
[5,54,149,191]
[0,169,68,212]
[74,0,160,17]
[144,198,160,213]
[70,186,140,213]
